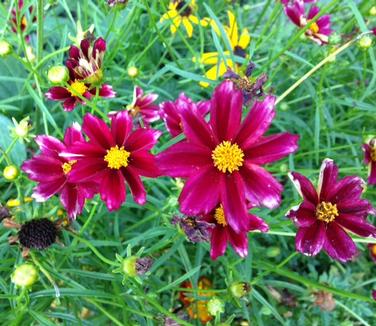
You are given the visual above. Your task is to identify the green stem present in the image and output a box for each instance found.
[37,0,44,63]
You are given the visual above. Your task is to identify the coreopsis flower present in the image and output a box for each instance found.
[126,86,159,126]
[202,204,268,259]
[158,80,299,233]
[363,138,376,185]
[160,93,211,137]
[62,112,161,211]
[196,11,250,87]
[368,243,376,262]
[179,277,214,324]
[160,0,209,38]
[282,0,332,45]
[3,217,61,257]
[11,0,36,42]
[22,124,97,219]
[288,159,376,262]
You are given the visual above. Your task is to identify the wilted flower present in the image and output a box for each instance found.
[230,282,251,298]
[158,81,299,233]
[61,112,161,211]
[0,40,12,57]
[172,215,214,243]
[22,124,97,219]
[288,159,376,262]
[160,0,209,38]
[202,204,268,259]
[126,86,159,126]
[313,291,336,311]
[363,138,376,185]
[160,93,210,137]
[121,256,153,277]
[196,11,250,87]
[11,263,38,288]
[282,0,332,45]
[3,165,19,181]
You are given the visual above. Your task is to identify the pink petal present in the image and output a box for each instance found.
[60,183,85,219]
[100,170,126,211]
[323,223,357,262]
[80,39,90,58]
[295,221,326,257]
[317,159,338,202]
[122,167,146,205]
[22,156,65,182]
[308,6,320,20]
[179,166,221,215]
[63,123,84,146]
[157,141,212,178]
[327,175,364,203]
[221,172,250,233]
[129,151,160,177]
[244,133,299,164]
[68,158,107,183]
[110,111,133,146]
[210,227,228,260]
[99,84,116,98]
[288,202,317,227]
[289,171,318,205]
[35,135,65,157]
[63,97,78,112]
[235,95,276,148]
[82,113,115,149]
[45,87,71,100]
[125,128,161,152]
[241,163,283,209]
[247,214,269,232]
[228,227,249,258]
[69,45,80,60]
[210,80,242,142]
[32,177,67,202]
[335,214,376,238]
[369,162,376,185]
[93,37,106,56]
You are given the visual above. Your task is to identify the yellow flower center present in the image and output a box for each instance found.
[104,145,130,169]
[68,80,88,97]
[371,244,376,256]
[214,205,227,227]
[127,104,140,117]
[371,147,376,162]
[212,141,244,173]
[62,160,77,175]
[316,202,339,223]
[21,16,27,28]
[309,22,319,34]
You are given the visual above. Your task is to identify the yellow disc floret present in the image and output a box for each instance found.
[214,205,227,227]
[316,201,339,223]
[212,141,244,173]
[309,22,319,34]
[104,145,130,169]
[62,160,77,175]
[68,80,88,97]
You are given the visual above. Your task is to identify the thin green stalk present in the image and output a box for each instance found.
[37,0,44,63]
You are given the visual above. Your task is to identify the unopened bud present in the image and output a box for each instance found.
[122,256,152,277]
[207,297,224,316]
[0,40,12,57]
[127,66,138,78]
[266,246,281,257]
[11,264,38,287]
[48,66,69,84]
[3,165,19,181]
[230,282,251,298]
[358,36,373,49]
[370,6,376,16]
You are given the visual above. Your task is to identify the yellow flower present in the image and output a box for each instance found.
[195,11,251,87]
[160,0,208,38]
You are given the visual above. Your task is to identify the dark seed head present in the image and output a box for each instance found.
[0,206,11,221]
[18,218,58,250]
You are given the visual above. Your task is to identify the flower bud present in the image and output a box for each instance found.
[12,116,31,140]
[0,40,12,57]
[266,246,281,257]
[122,256,153,277]
[127,66,138,78]
[370,6,376,16]
[11,263,38,288]
[207,297,224,316]
[48,66,69,84]
[3,165,19,181]
[358,36,373,49]
[230,282,251,298]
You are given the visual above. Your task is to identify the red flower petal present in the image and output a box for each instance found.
[63,97,78,112]
[100,170,126,211]
[110,111,133,146]
[122,167,146,205]
[295,221,326,257]
[317,158,338,202]
[228,227,248,258]
[22,156,65,182]
[129,151,160,178]
[335,214,376,238]
[210,227,228,260]
[45,87,71,100]
[83,113,115,149]
[68,158,107,183]
[35,135,65,157]
[288,202,316,227]
[63,123,84,146]
[93,37,106,56]
[210,80,242,142]
[60,183,85,219]
[289,171,319,205]
[328,175,364,203]
[98,84,116,98]
[125,128,161,152]
[32,177,66,202]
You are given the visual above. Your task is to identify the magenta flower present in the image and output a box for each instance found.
[45,82,115,112]
[157,80,299,233]
[127,86,159,126]
[282,0,332,45]
[362,138,376,185]
[22,124,97,219]
[62,111,161,211]
[160,93,211,137]
[11,0,35,42]
[202,204,268,260]
[288,159,376,262]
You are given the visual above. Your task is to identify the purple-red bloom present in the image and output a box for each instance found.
[160,93,211,137]
[157,80,299,233]
[127,86,159,126]
[202,204,268,260]
[22,124,97,219]
[288,159,376,262]
[362,138,376,185]
[282,0,332,45]
[62,112,161,211]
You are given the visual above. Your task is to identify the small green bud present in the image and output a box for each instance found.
[48,66,69,84]
[266,246,281,257]
[122,256,138,277]
[280,102,289,111]
[3,165,19,181]
[369,6,376,16]
[207,297,225,316]
[230,282,251,298]
[127,66,138,78]
[11,264,38,288]
[358,36,373,49]
[0,40,12,57]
